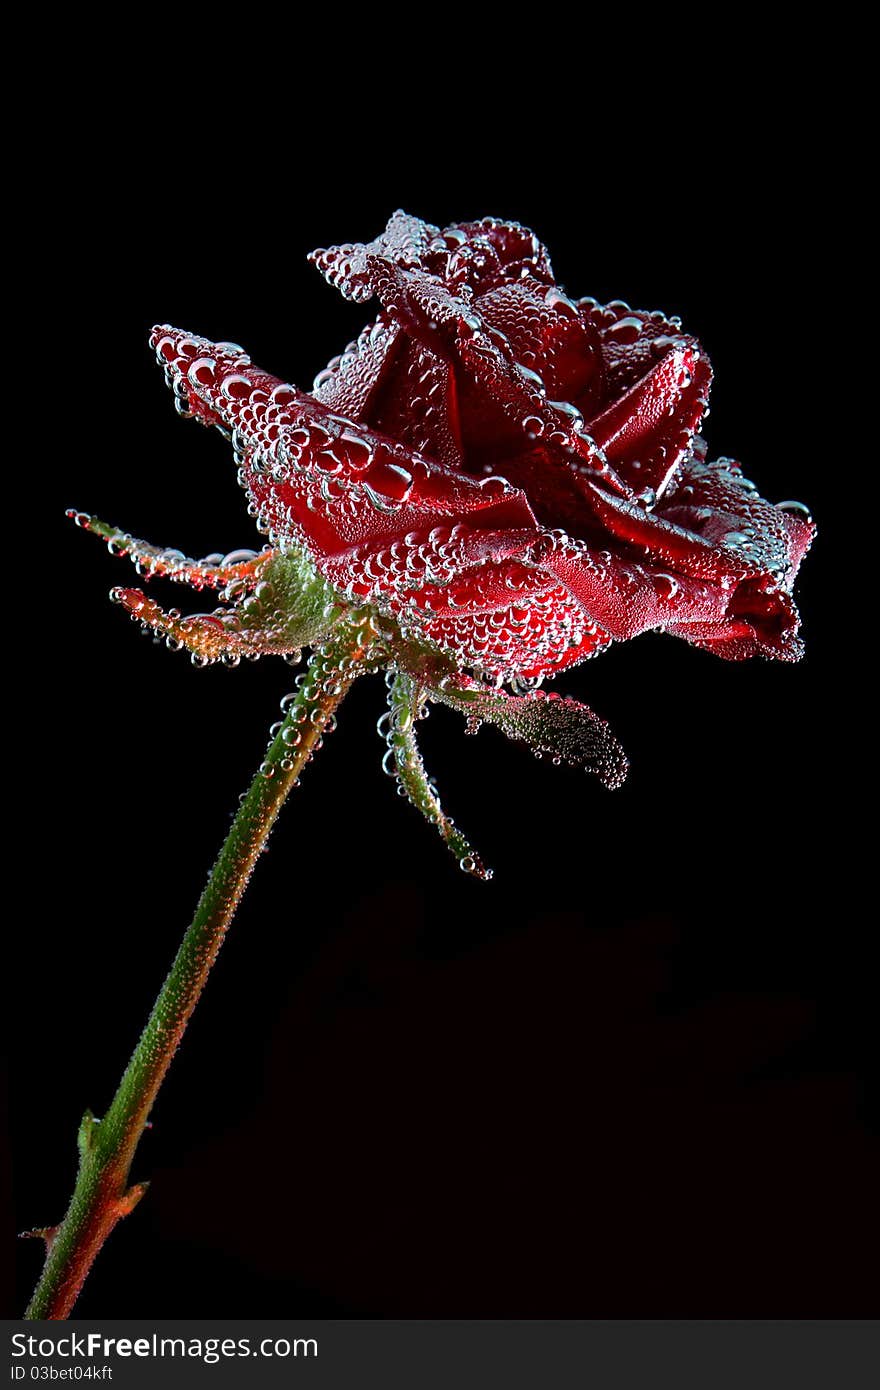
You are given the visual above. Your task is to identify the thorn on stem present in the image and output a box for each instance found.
[77,1109,100,1155]
[19,1226,60,1252]
[117,1182,150,1217]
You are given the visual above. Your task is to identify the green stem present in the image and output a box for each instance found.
[25,618,380,1319]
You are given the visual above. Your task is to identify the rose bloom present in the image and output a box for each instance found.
[152,211,812,676]
[77,211,813,870]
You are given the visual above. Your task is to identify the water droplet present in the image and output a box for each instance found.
[363,460,413,502]
[221,374,253,401]
[650,335,679,356]
[777,499,813,523]
[188,357,217,386]
[606,315,643,344]
[270,384,298,406]
[543,287,579,317]
[515,363,546,392]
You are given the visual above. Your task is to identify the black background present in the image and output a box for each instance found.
[7,41,874,1319]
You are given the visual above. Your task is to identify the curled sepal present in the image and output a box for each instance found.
[112,546,345,665]
[67,512,268,592]
[434,676,629,789]
[385,672,493,880]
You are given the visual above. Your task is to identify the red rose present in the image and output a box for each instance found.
[151,210,813,686]
[76,211,813,873]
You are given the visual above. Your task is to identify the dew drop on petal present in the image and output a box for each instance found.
[188,357,217,386]
[777,499,813,522]
[606,315,643,343]
[221,374,253,400]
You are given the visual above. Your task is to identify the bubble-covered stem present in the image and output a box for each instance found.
[25,616,381,1320]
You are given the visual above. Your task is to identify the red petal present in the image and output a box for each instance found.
[585,344,712,498]
[470,279,604,408]
[406,574,611,683]
[359,337,464,469]
[665,590,806,662]
[151,325,541,559]
[445,218,555,290]
[658,456,816,587]
[318,527,546,605]
[308,209,442,303]
[311,312,405,421]
[545,454,815,659]
[580,299,690,398]
[545,536,734,642]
